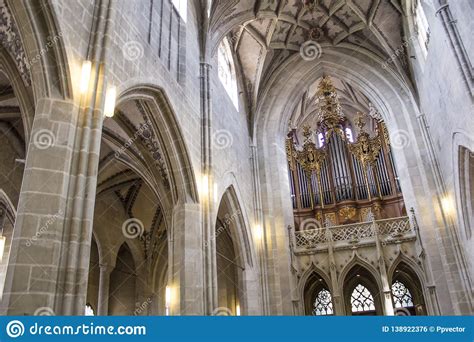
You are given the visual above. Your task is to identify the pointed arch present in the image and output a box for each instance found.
[7,1,72,100]
[389,256,428,315]
[299,265,333,316]
[116,85,199,205]
[108,242,137,315]
[214,184,261,315]
[340,255,383,316]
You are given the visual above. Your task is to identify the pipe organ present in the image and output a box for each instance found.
[286,76,405,230]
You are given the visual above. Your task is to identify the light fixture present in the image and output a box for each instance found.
[441,195,455,217]
[80,60,92,94]
[255,224,263,240]
[104,86,117,118]
[165,286,171,316]
[235,304,241,316]
[200,174,209,198]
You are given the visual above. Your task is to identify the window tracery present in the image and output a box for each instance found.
[171,0,187,22]
[218,38,239,109]
[391,280,414,308]
[351,284,376,312]
[313,289,333,316]
[85,304,95,316]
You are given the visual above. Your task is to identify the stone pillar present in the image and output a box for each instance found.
[97,264,113,316]
[326,227,344,315]
[169,202,205,315]
[0,95,104,315]
[200,62,217,314]
[374,221,394,316]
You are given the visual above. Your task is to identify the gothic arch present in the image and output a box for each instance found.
[389,260,428,316]
[6,0,72,100]
[387,252,427,289]
[342,262,383,316]
[251,42,471,313]
[299,264,333,316]
[338,254,384,316]
[213,173,256,267]
[214,185,261,315]
[116,85,199,205]
[108,243,137,315]
[0,50,34,143]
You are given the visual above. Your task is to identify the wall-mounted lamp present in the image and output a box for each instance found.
[200,174,209,198]
[255,224,263,240]
[235,304,241,316]
[441,195,455,217]
[80,60,92,94]
[104,86,117,118]
[165,285,171,316]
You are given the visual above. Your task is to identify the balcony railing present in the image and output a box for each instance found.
[293,216,414,252]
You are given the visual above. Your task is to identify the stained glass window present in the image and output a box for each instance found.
[85,304,95,316]
[318,132,325,147]
[172,0,187,22]
[351,284,376,312]
[391,280,414,308]
[313,289,333,316]
[218,38,239,109]
[345,127,354,143]
[415,1,430,57]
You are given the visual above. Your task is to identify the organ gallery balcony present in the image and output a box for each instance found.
[290,216,417,254]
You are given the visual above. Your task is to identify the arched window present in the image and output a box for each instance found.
[313,289,333,316]
[317,132,325,147]
[218,38,239,109]
[172,0,187,22]
[391,280,414,308]
[351,284,376,313]
[85,304,95,316]
[414,0,430,57]
[345,127,354,143]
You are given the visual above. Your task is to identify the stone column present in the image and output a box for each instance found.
[169,202,205,315]
[97,264,113,316]
[0,95,104,315]
[374,221,394,316]
[326,227,344,315]
[199,62,217,314]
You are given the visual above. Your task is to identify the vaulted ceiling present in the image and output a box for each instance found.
[210,0,410,114]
